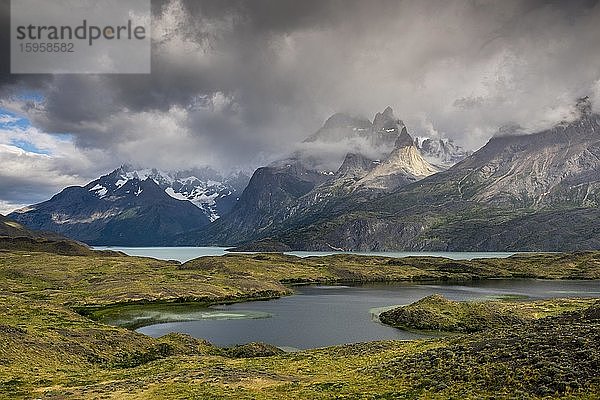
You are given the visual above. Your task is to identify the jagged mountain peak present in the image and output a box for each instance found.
[304,112,371,143]
[375,106,395,121]
[303,106,408,148]
[576,96,592,116]
[394,126,414,148]
[321,113,370,130]
[336,153,377,178]
[83,165,249,222]
[115,163,134,172]
[373,106,404,132]
[355,124,440,191]
[415,136,471,168]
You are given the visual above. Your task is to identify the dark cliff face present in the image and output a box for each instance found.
[394,127,414,148]
[232,165,317,224]
[181,162,321,246]
[372,106,401,132]
[303,113,372,143]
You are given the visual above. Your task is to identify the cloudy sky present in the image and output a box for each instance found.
[1,0,600,213]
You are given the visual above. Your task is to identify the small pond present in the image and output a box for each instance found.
[101,279,600,349]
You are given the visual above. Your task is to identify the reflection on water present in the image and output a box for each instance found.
[128,279,599,349]
[93,302,271,330]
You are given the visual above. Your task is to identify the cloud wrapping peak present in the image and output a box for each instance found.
[1,0,600,208]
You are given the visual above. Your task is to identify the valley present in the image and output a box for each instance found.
[0,246,599,399]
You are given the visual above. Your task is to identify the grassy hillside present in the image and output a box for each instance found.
[0,249,598,312]
[0,251,289,308]
[0,213,93,255]
[379,294,597,332]
[0,215,30,237]
[1,289,598,399]
[0,249,599,398]
[1,250,599,309]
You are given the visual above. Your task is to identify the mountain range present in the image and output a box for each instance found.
[211,98,600,251]
[175,107,458,246]
[9,99,600,251]
[9,166,249,246]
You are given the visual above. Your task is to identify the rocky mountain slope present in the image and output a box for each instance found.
[223,98,600,251]
[9,166,249,246]
[9,172,210,246]
[356,128,440,190]
[454,114,600,208]
[180,107,444,245]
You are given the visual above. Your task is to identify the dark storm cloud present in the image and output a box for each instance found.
[1,0,600,181]
[0,1,49,93]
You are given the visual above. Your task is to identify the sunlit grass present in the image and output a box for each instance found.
[0,249,599,398]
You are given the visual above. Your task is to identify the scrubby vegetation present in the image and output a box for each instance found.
[379,294,597,332]
[0,251,290,308]
[372,304,600,398]
[0,237,95,256]
[223,342,285,358]
[0,248,599,399]
[181,251,600,283]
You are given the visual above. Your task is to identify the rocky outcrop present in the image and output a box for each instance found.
[223,342,285,358]
[335,153,378,179]
[357,127,440,190]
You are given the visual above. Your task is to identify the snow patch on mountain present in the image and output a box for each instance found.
[87,165,249,222]
[89,184,108,198]
[164,187,188,201]
[414,136,470,168]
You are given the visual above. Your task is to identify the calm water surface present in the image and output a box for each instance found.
[93,246,518,262]
[93,247,596,349]
[135,280,600,349]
